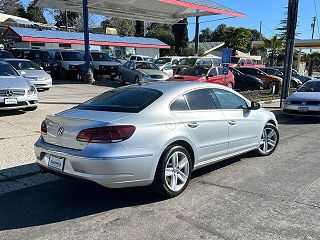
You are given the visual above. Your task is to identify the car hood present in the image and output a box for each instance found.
[138,69,166,75]
[288,91,320,101]
[92,61,120,66]
[0,76,30,89]
[18,70,50,78]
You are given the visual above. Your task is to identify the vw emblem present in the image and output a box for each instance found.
[5,90,13,97]
[57,126,64,136]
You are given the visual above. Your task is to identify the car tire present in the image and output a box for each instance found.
[268,81,277,94]
[119,74,125,85]
[256,123,279,156]
[24,106,38,111]
[290,80,297,89]
[153,145,192,198]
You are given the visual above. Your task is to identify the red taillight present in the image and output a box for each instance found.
[76,125,136,143]
[41,121,47,134]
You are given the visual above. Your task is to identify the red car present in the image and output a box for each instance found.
[170,66,235,88]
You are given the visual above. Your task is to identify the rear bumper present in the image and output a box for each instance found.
[34,138,158,188]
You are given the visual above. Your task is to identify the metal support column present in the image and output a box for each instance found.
[82,0,91,77]
[281,0,299,107]
[194,16,199,56]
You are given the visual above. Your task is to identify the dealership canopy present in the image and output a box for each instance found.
[34,0,245,24]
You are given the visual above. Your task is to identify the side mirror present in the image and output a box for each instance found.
[248,101,260,110]
[20,71,27,76]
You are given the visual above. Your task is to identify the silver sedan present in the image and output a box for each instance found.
[0,61,38,111]
[283,80,320,116]
[119,61,168,84]
[35,82,279,197]
[4,59,52,90]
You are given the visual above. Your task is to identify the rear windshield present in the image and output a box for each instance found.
[178,58,197,66]
[298,81,320,92]
[76,87,163,113]
[182,67,209,76]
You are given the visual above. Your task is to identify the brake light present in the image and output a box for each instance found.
[41,121,47,134]
[76,126,136,143]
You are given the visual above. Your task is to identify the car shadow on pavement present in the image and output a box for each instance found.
[0,110,26,117]
[0,177,163,231]
[278,116,320,125]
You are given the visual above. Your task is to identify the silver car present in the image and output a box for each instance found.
[119,61,169,85]
[35,82,279,197]
[0,61,38,111]
[283,80,320,116]
[4,59,52,90]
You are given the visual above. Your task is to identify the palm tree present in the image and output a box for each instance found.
[262,36,283,66]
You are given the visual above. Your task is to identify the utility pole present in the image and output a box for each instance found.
[259,21,262,40]
[311,16,316,39]
[281,0,299,106]
[65,11,69,31]
[194,16,200,56]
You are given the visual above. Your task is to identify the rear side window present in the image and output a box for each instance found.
[76,88,162,113]
[170,96,189,111]
[217,68,224,75]
[208,68,218,76]
[214,89,247,109]
[185,89,217,110]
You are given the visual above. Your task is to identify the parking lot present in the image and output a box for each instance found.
[1,82,320,240]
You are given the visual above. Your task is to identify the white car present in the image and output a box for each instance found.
[35,82,279,197]
[0,61,38,111]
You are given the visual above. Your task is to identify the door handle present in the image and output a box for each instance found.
[187,122,199,128]
[228,120,237,126]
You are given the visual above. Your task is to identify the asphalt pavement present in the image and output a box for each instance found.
[0,82,320,240]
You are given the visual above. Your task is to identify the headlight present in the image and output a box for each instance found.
[141,73,150,78]
[285,99,291,105]
[27,85,37,95]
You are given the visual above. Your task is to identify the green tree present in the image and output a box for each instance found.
[223,27,253,55]
[211,24,227,41]
[101,17,135,36]
[146,23,175,55]
[25,5,47,24]
[135,21,144,37]
[199,28,212,42]
[262,35,283,66]
[54,11,79,29]
[172,19,189,55]
[305,51,320,76]
[0,0,23,15]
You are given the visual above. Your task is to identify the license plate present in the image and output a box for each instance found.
[111,72,116,75]
[48,155,65,171]
[4,98,18,105]
[298,107,309,112]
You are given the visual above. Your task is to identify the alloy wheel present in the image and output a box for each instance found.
[259,127,278,155]
[164,151,190,192]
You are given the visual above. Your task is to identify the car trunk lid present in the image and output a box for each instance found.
[43,109,135,150]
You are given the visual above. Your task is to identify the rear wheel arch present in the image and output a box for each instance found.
[267,119,277,127]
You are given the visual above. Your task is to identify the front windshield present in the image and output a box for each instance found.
[91,52,111,61]
[0,64,18,76]
[144,57,154,62]
[40,51,51,60]
[182,67,209,76]
[178,58,197,66]
[231,57,240,64]
[298,81,320,92]
[154,58,171,64]
[61,52,84,61]
[135,62,159,70]
[8,60,42,70]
